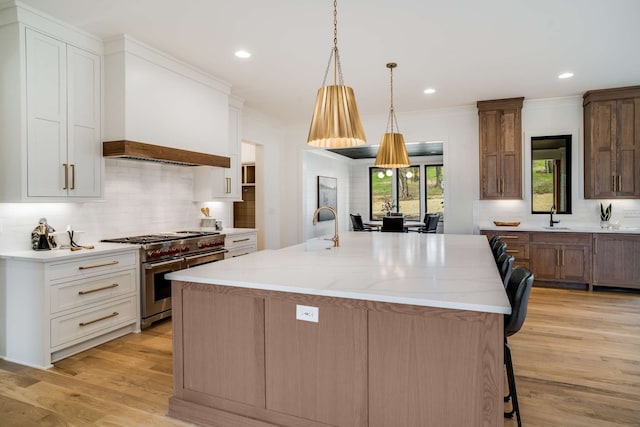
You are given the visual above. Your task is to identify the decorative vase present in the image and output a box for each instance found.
[600,220,610,229]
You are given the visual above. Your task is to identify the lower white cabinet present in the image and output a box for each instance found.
[224,230,258,259]
[0,248,140,369]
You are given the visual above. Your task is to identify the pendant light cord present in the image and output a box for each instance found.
[386,63,399,134]
[321,0,344,86]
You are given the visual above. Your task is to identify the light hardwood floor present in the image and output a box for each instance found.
[1,286,639,426]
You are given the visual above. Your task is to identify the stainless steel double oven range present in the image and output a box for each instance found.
[102,231,225,329]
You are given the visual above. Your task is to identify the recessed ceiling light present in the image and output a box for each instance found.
[423,88,436,94]
[235,50,251,59]
[558,72,574,79]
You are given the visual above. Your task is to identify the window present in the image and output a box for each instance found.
[425,165,444,219]
[397,166,421,220]
[369,166,422,220]
[369,167,393,220]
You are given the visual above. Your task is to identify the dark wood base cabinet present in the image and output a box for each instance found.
[482,230,640,291]
[168,282,504,427]
[593,234,640,290]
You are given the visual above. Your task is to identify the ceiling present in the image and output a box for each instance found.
[18,0,640,124]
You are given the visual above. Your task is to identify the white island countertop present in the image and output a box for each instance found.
[166,232,511,315]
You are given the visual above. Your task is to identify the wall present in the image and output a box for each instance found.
[0,160,217,252]
[303,150,352,241]
[241,107,286,250]
[287,96,640,242]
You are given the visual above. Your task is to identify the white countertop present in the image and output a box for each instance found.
[166,232,511,315]
[0,243,139,262]
[479,223,640,234]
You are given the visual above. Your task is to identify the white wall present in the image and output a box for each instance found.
[0,160,217,251]
[241,107,286,250]
[303,150,351,241]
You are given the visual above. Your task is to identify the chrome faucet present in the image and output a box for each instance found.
[312,206,339,247]
[549,205,560,227]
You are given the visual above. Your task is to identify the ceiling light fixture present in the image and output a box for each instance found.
[307,0,366,148]
[374,62,410,168]
[423,88,436,94]
[558,72,574,79]
[235,50,251,59]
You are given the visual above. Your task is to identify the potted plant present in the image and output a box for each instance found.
[600,202,612,228]
[381,199,397,216]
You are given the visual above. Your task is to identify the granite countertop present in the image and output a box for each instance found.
[0,243,140,262]
[479,223,640,234]
[166,232,511,315]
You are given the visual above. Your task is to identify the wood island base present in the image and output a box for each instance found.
[168,281,504,427]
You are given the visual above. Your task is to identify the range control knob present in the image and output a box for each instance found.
[182,246,190,252]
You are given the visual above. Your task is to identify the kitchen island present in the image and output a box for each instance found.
[166,232,510,427]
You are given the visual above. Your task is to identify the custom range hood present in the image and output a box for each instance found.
[103,140,230,167]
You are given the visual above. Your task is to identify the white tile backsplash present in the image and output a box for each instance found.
[0,159,233,252]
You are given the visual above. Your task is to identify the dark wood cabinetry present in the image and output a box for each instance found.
[477,97,524,199]
[480,230,529,269]
[584,86,640,199]
[530,233,592,285]
[593,234,640,290]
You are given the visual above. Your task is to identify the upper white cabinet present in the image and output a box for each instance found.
[193,96,244,201]
[0,5,103,201]
[26,29,101,198]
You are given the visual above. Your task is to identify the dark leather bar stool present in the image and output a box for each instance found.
[489,235,501,247]
[504,266,534,427]
[381,216,406,232]
[496,252,515,287]
[492,240,507,261]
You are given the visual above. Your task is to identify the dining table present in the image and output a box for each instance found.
[363,219,425,231]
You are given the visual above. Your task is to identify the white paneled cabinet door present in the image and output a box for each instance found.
[26,28,67,197]
[25,28,101,199]
[67,45,101,198]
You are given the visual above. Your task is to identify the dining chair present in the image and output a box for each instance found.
[349,214,375,232]
[504,266,534,427]
[381,216,406,232]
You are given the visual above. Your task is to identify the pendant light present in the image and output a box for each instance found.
[307,0,366,148]
[375,62,410,168]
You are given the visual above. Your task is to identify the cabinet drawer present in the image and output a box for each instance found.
[504,243,529,260]
[480,230,529,244]
[50,296,137,348]
[48,252,137,281]
[530,232,591,245]
[50,269,137,314]
[225,244,257,259]
[225,233,257,250]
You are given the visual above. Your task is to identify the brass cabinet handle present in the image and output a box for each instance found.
[556,249,560,266]
[63,164,68,190]
[231,252,250,257]
[232,238,251,243]
[78,260,119,270]
[78,283,119,295]
[79,311,119,327]
[617,175,622,192]
[612,175,616,192]
[70,164,75,190]
[225,177,231,193]
[505,250,519,254]
[561,249,565,266]
[498,236,519,240]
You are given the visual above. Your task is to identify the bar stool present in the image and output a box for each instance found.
[504,266,534,427]
[496,253,515,287]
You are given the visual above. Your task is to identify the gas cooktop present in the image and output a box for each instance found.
[102,231,220,244]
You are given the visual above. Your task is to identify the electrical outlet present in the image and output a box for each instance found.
[296,304,319,323]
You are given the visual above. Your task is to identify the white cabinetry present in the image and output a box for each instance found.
[0,248,139,369]
[26,29,101,198]
[224,230,258,259]
[193,96,244,201]
[0,5,103,201]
